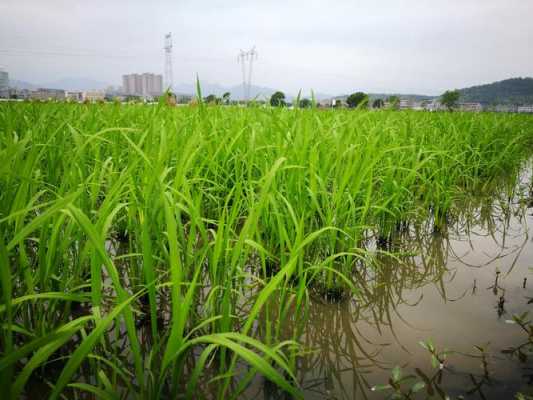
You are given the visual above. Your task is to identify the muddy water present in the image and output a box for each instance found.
[247,192,533,398]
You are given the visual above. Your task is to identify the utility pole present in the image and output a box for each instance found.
[237,46,258,101]
[164,33,173,92]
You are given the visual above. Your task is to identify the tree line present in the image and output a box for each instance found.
[197,89,463,111]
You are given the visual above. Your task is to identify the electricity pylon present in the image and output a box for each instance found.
[164,33,173,92]
[237,46,258,101]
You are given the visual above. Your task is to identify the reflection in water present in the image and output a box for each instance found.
[245,171,533,399]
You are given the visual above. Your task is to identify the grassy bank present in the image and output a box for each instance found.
[1,102,532,398]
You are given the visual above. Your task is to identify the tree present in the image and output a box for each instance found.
[299,98,312,108]
[372,98,384,109]
[204,94,219,104]
[333,99,343,108]
[387,95,400,110]
[270,91,286,107]
[440,90,460,111]
[222,92,231,105]
[346,92,368,109]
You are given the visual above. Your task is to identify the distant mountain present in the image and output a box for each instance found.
[9,79,39,90]
[9,77,331,100]
[173,82,332,101]
[182,79,533,107]
[12,76,531,105]
[458,77,533,105]
[369,93,434,102]
[332,78,533,105]
[44,77,110,91]
[9,77,110,91]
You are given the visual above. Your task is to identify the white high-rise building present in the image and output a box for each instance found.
[122,73,163,98]
[0,68,9,91]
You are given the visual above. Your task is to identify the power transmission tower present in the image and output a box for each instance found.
[164,33,173,92]
[237,46,258,101]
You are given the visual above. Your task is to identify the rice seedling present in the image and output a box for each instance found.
[0,101,532,398]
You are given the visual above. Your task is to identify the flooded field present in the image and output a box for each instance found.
[244,175,533,399]
[2,103,533,399]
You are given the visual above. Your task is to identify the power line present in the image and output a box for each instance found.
[0,48,226,64]
[0,48,139,59]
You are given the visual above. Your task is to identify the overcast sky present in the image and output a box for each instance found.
[1,0,532,95]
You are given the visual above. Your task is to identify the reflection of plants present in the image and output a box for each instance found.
[294,296,390,399]
[293,232,452,399]
[371,342,494,400]
[412,339,452,399]
[465,344,494,398]
[502,312,533,362]
[419,339,451,370]
[373,339,454,399]
[372,366,425,399]
[510,312,533,339]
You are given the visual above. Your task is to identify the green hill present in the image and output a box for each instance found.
[459,77,533,105]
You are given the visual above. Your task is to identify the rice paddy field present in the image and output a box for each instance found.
[2,101,533,399]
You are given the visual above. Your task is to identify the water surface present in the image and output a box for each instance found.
[246,175,533,399]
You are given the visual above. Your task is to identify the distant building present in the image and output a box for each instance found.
[11,88,31,100]
[0,68,8,91]
[331,98,347,108]
[66,91,84,102]
[399,99,413,110]
[30,88,65,101]
[411,101,424,111]
[424,99,443,111]
[494,104,518,113]
[459,102,483,112]
[420,100,433,110]
[399,99,424,110]
[122,74,139,96]
[517,105,533,113]
[175,94,193,104]
[122,73,163,98]
[104,86,122,100]
[83,90,105,102]
[318,99,334,108]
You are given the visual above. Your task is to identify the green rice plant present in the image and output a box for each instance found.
[0,101,532,398]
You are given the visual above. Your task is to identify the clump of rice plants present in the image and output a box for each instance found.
[1,101,532,398]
